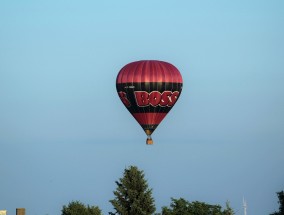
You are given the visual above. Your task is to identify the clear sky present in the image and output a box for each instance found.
[0,1,283,215]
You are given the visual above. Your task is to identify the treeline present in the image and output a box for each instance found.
[61,166,283,215]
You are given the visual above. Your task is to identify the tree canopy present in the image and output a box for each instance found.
[61,166,237,215]
[62,200,102,215]
[271,191,284,215]
[109,165,156,215]
[160,198,234,215]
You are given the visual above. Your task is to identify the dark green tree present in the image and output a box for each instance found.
[270,191,284,215]
[223,201,234,215]
[109,165,156,215]
[62,200,102,215]
[160,198,234,215]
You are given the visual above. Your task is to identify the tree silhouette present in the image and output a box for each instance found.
[160,198,234,215]
[62,200,102,215]
[271,191,284,215]
[109,166,156,215]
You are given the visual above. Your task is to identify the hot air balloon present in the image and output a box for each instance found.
[116,60,183,145]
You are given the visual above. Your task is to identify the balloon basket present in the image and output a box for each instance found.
[146,138,153,145]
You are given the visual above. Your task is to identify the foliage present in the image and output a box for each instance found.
[270,191,284,215]
[62,200,102,215]
[109,165,156,215]
[223,201,234,215]
[61,166,236,215]
[159,198,234,215]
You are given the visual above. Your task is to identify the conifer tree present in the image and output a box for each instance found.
[109,166,156,215]
[271,191,284,215]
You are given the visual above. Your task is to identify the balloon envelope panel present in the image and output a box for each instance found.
[116,60,183,142]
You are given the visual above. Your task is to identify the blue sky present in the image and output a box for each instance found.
[0,1,283,214]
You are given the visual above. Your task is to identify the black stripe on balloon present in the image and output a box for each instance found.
[116,82,182,114]
[140,124,158,131]
[116,82,182,92]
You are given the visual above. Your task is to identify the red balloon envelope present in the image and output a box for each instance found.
[116,60,183,145]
